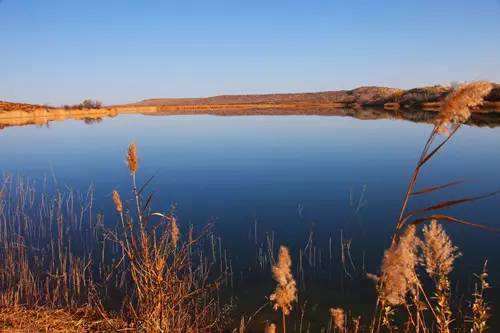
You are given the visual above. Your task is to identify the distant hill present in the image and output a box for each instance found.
[2,83,499,113]
[133,86,404,107]
[0,101,54,112]
[1,83,500,131]
[133,84,500,109]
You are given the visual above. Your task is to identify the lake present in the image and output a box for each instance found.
[1,110,500,328]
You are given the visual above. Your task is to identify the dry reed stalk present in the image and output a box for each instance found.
[126,143,138,174]
[170,216,180,247]
[422,220,460,278]
[351,316,361,333]
[372,225,422,332]
[470,262,490,333]
[265,322,277,333]
[436,81,493,133]
[375,82,495,332]
[379,226,420,306]
[112,190,123,213]
[0,177,99,310]
[108,144,225,331]
[0,141,227,331]
[0,306,125,331]
[421,220,461,333]
[394,82,494,241]
[329,307,345,332]
[270,246,297,333]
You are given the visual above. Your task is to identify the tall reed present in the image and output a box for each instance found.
[106,143,226,331]
[270,246,297,333]
[370,81,496,333]
[0,144,228,331]
[0,82,498,332]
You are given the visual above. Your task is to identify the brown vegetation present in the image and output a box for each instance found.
[0,100,54,112]
[2,82,499,119]
[134,83,500,110]
[0,82,499,332]
[0,145,229,331]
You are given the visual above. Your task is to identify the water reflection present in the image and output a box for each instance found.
[1,111,500,327]
[1,107,500,131]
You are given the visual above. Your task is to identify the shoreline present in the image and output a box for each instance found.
[2,83,500,121]
[2,104,500,130]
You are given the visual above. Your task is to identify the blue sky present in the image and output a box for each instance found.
[1,0,499,105]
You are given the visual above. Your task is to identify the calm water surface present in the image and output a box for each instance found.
[1,112,500,323]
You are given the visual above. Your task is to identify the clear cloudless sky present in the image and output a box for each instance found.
[1,0,500,105]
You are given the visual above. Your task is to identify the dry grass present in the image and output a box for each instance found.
[470,262,491,333]
[366,81,498,333]
[269,246,297,333]
[0,306,125,332]
[0,83,497,332]
[0,144,228,331]
[330,307,345,333]
[107,144,227,331]
[436,81,493,133]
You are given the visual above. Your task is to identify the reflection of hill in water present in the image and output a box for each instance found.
[2,108,500,130]
[145,107,500,128]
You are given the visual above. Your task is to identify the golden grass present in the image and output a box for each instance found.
[436,81,493,133]
[0,306,125,332]
[0,145,227,331]
[367,81,497,333]
[0,81,497,332]
[269,246,297,333]
[126,143,138,174]
[471,262,491,333]
[330,307,345,333]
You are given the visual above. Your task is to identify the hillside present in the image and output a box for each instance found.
[2,84,500,118]
[133,84,500,109]
[133,86,404,107]
[0,101,54,112]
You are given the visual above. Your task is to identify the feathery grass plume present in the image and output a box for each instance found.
[421,220,461,332]
[111,190,123,213]
[471,262,490,333]
[264,323,276,333]
[170,216,180,247]
[379,225,420,306]
[436,81,492,133]
[329,307,345,332]
[351,316,361,333]
[422,220,461,277]
[366,273,379,284]
[434,276,452,333]
[126,143,138,174]
[270,246,297,333]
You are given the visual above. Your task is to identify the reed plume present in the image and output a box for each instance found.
[329,307,345,332]
[264,323,277,333]
[373,81,496,333]
[436,81,492,133]
[379,225,420,306]
[422,220,460,333]
[471,262,490,333]
[422,220,460,277]
[351,316,361,333]
[112,190,123,213]
[270,246,297,333]
[170,216,180,247]
[109,144,224,331]
[126,143,138,174]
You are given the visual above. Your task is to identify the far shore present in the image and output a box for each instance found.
[2,103,500,131]
[1,83,500,129]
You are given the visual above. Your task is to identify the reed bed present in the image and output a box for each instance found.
[243,82,499,332]
[0,82,498,332]
[0,146,229,331]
